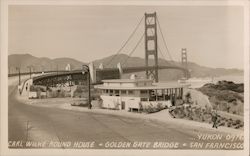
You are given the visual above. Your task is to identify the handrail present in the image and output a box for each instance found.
[19,78,31,95]
[8,70,68,77]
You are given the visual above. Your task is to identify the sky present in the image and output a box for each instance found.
[8,5,244,69]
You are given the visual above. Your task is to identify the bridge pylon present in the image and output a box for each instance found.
[181,48,189,79]
[145,12,158,82]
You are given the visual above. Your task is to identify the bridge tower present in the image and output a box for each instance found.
[145,12,159,82]
[181,48,188,79]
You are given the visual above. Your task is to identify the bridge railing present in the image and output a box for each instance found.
[8,70,69,77]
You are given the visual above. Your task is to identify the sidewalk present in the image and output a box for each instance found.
[57,103,243,135]
[16,88,243,135]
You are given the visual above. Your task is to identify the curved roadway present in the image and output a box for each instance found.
[8,77,241,149]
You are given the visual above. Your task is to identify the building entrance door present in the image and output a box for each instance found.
[121,101,125,110]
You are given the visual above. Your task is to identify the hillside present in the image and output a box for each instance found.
[8,54,85,73]
[198,81,244,115]
[93,54,243,80]
[8,53,243,81]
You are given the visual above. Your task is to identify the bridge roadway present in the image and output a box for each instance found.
[8,76,236,149]
[31,65,190,86]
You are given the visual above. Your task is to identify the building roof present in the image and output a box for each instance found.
[102,79,152,83]
[95,82,187,90]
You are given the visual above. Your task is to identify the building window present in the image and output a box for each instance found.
[102,90,107,94]
[141,98,148,101]
[149,90,155,96]
[109,90,113,96]
[105,89,109,94]
[128,90,134,95]
[121,90,127,95]
[114,90,120,96]
[140,90,148,94]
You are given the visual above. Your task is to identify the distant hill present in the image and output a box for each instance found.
[8,54,85,73]
[8,53,243,81]
[92,54,243,80]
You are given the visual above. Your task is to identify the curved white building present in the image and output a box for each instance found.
[95,77,187,111]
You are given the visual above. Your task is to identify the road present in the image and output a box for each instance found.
[8,77,243,149]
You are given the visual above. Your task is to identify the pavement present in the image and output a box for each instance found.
[8,77,244,149]
[58,105,243,135]
[18,93,243,135]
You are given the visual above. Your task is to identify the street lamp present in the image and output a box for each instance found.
[82,65,92,109]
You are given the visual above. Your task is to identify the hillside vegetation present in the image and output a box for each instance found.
[198,81,244,115]
[169,81,244,129]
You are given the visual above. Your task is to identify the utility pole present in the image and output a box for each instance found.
[82,65,91,109]
[16,67,21,85]
[57,64,59,86]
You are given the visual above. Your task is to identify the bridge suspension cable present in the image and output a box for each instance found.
[158,46,172,66]
[121,33,145,66]
[121,14,156,67]
[156,15,176,66]
[121,14,172,67]
[106,15,144,67]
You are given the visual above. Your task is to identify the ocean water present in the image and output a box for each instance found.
[213,75,244,83]
[159,75,244,88]
[188,75,244,88]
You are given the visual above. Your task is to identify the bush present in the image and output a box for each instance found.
[144,104,156,113]
[143,103,166,113]
[169,104,244,129]
[30,85,46,92]
[173,107,186,118]
[235,119,241,125]
[219,122,225,126]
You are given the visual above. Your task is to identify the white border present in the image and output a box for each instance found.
[5,0,250,6]
[1,0,249,156]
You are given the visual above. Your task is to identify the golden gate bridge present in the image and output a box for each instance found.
[9,12,190,88]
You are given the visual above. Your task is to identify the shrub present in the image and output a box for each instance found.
[30,85,46,92]
[235,119,241,125]
[144,104,156,113]
[219,122,225,126]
